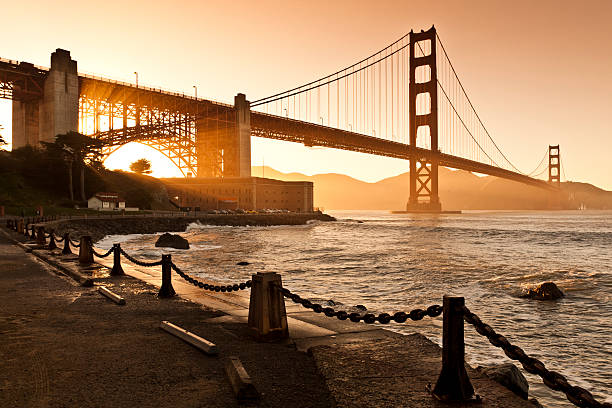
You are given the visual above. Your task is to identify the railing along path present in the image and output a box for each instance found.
[3,217,610,408]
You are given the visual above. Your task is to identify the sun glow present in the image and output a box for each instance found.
[103,142,183,178]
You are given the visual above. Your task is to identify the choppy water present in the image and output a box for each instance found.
[97,210,612,407]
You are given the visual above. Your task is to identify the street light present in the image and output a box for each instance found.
[193,85,197,99]
[134,72,138,88]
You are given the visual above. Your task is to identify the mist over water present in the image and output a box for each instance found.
[98,210,612,407]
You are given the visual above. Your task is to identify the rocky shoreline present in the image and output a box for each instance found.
[42,212,336,242]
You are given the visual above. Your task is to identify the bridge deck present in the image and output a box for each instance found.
[251,111,555,190]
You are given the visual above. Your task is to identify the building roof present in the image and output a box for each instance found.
[91,192,125,203]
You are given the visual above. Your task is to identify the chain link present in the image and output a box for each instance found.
[92,247,115,258]
[69,239,81,248]
[279,286,442,324]
[170,263,252,292]
[54,235,65,243]
[118,247,163,267]
[462,305,611,408]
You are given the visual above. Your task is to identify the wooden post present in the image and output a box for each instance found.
[432,296,476,402]
[78,236,94,265]
[247,272,288,341]
[158,254,176,298]
[110,244,125,276]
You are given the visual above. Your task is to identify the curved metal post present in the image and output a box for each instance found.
[62,233,72,255]
[158,254,176,298]
[432,296,477,402]
[110,244,125,276]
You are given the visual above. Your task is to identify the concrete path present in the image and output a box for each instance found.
[0,232,332,408]
[1,226,539,407]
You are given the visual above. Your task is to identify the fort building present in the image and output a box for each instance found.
[163,177,313,212]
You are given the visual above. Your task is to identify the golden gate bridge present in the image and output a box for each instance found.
[0,26,563,212]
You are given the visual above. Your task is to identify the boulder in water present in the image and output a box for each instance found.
[477,363,529,399]
[155,233,189,249]
[520,281,564,300]
[236,261,250,266]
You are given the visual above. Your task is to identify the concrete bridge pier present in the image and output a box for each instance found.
[195,93,251,178]
[12,49,79,149]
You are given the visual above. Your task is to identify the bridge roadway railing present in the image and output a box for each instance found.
[251,111,556,191]
[4,220,607,408]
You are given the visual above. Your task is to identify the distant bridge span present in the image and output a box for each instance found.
[1,26,560,211]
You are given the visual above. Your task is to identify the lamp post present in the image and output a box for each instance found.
[193,85,197,99]
[134,72,138,88]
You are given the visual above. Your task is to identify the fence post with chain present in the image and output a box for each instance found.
[247,272,288,341]
[158,254,176,298]
[110,244,124,276]
[62,233,72,255]
[432,296,477,402]
[48,231,57,250]
[35,226,46,247]
[78,236,94,265]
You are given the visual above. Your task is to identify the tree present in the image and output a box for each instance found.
[130,158,152,175]
[43,131,104,202]
[0,124,6,148]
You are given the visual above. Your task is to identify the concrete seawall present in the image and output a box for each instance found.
[42,212,335,242]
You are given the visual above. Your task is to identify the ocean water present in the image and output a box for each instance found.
[97,210,612,407]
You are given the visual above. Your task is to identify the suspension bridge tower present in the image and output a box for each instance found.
[548,145,560,186]
[406,27,442,212]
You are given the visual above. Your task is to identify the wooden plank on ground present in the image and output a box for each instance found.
[225,356,260,402]
[98,286,126,305]
[159,321,218,356]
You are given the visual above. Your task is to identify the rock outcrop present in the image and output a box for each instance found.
[155,233,189,249]
[520,281,564,300]
[477,363,529,399]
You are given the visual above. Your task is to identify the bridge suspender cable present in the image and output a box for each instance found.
[435,33,525,175]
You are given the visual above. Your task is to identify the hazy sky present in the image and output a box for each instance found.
[1,0,611,189]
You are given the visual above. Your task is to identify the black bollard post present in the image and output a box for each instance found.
[247,272,289,341]
[432,296,477,402]
[78,236,94,265]
[48,231,57,250]
[158,254,176,298]
[110,244,125,276]
[36,226,46,246]
[30,224,37,239]
[62,233,72,255]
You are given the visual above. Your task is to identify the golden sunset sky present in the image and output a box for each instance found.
[1,0,611,189]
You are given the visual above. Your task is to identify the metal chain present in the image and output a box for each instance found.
[54,235,65,243]
[280,286,442,324]
[69,239,81,248]
[170,263,252,292]
[118,247,163,267]
[462,305,611,408]
[92,247,114,258]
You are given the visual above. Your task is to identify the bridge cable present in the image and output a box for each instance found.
[250,32,410,105]
[435,33,525,174]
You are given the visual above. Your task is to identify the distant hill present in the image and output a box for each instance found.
[252,166,612,210]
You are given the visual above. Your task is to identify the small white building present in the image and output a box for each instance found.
[88,192,126,211]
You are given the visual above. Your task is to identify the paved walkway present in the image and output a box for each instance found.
[1,226,538,407]
[0,233,331,408]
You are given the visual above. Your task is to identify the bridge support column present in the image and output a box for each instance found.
[235,93,252,178]
[407,27,442,212]
[11,49,79,149]
[195,93,251,178]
